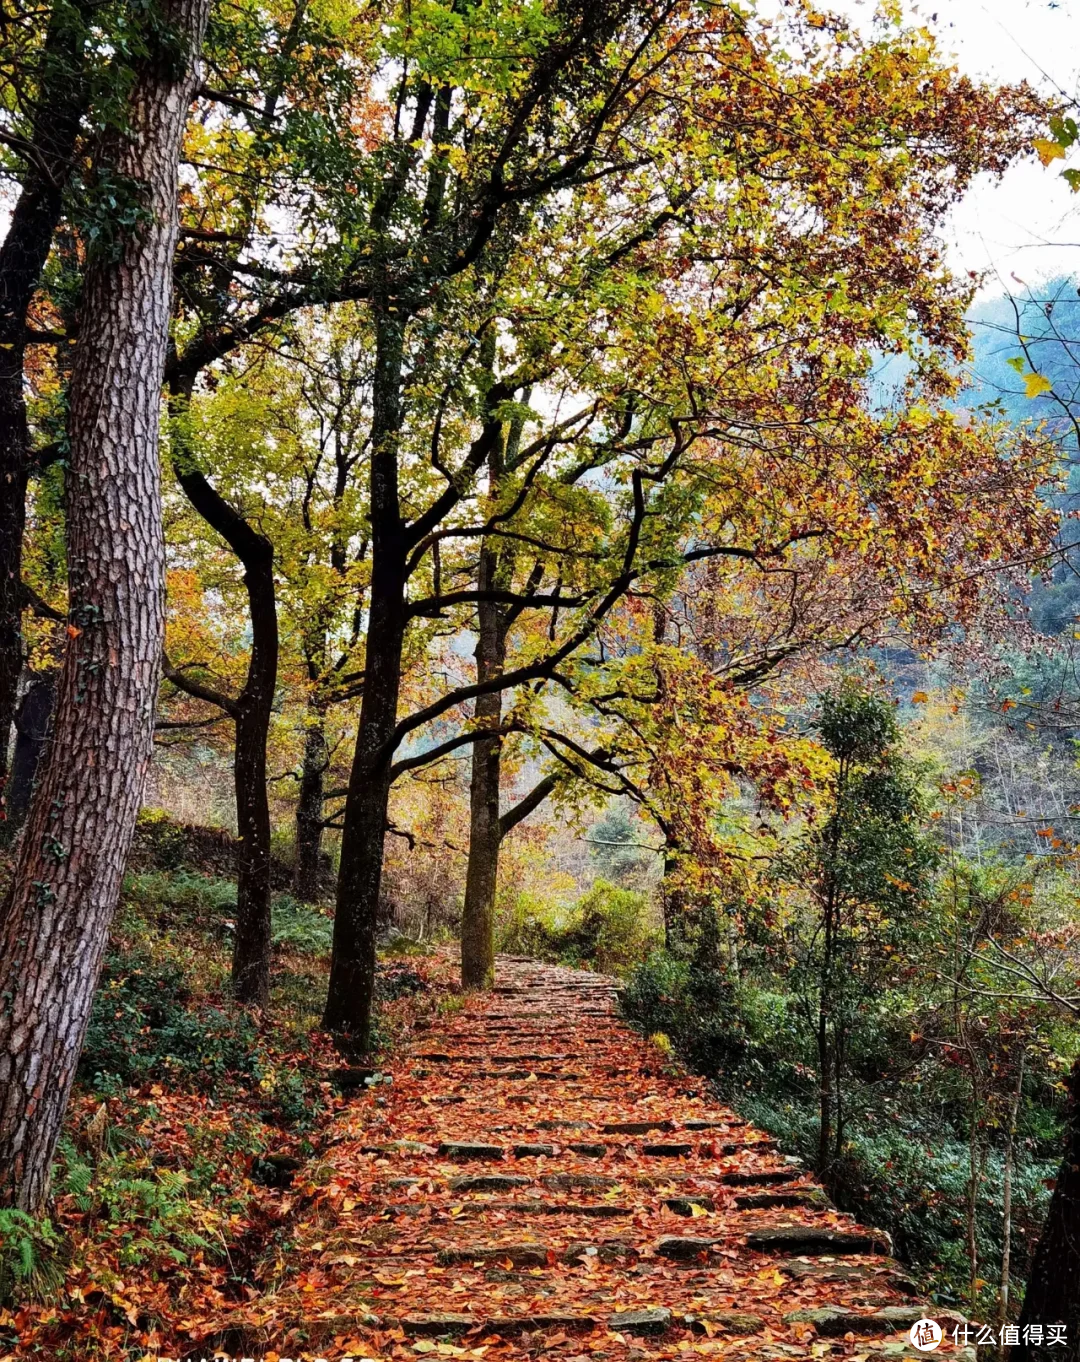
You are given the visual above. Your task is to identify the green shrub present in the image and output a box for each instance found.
[496,891,569,959]
[80,951,262,1094]
[271,894,333,954]
[496,881,659,974]
[621,947,755,1076]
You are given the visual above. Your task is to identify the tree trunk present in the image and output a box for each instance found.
[1000,1053,1025,1326]
[661,855,685,950]
[323,314,407,1052]
[461,544,505,991]
[231,550,277,1007]
[323,550,405,1048]
[817,1005,832,1175]
[1018,1056,1080,1362]
[171,449,278,1009]
[817,894,835,1176]
[0,1,92,785]
[294,708,327,901]
[0,0,208,1211]
[7,675,55,827]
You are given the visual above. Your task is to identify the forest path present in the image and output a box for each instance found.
[251,958,972,1361]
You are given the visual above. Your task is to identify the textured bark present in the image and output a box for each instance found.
[461,544,505,991]
[0,0,209,1211]
[324,315,406,1051]
[294,708,328,901]
[1018,1055,1080,1362]
[0,1,93,782]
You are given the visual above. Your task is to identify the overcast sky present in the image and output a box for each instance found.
[855,0,1080,291]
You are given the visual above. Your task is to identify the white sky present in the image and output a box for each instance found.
[837,0,1080,292]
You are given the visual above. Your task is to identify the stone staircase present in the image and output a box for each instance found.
[224,957,973,1361]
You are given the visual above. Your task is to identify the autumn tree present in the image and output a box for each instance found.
[0,0,212,1211]
[286,0,1051,1050]
[160,312,375,1000]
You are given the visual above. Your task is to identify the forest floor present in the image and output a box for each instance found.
[189,956,977,1362]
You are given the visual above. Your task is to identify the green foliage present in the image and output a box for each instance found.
[737,1091,1055,1311]
[271,894,334,954]
[79,943,325,1129]
[817,684,899,763]
[79,950,261,1094]
[122,868,237,921]
[620,945,751,1078]
[58,1141,220,1269]
[0,1209,62,1304]
[496,881,659,974]
[587,803,653,886]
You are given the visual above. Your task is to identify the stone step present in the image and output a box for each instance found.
[602,1120,675,1135]
[776,1258,913,1288]
[656,1235,722,1262]
[361,1140,437,1156]
[455,1200,633,1218]
[401,1307,701,1339]
[748,1225,893,1256]
[448,1173,530,1193]
[541,1172,618,1191]
[489,1054,578,1062]
[437,1142,504,1161]
[567,1142,607,1157]
[565,1238,638,1263]
[719,1168,800,1187]
[641,1142,694,1157]
[435,1243,554,1267]
[784,1306,965,1338]
[473,1069,584,1079]
[537,1119,592,1131]
[735,1190,829,1210]
[683,1118,747,1130]
[663,1196,716,1215]
[512,1143,556,1158]
[703,1139,779,1155]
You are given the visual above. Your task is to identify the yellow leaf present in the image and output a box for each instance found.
[413,1343,437,1354]
[1024,371,1053,398]
[1034,137,1066,165]
[911,691,928,703]
[689,1201,709,1218]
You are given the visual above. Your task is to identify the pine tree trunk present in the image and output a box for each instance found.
[1018,1056,1080,1362]
[461,545,505,991]
[323,314,406,1052]
[294,709,327,902]
[0,1,92,785]
[0,0,209,1211]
